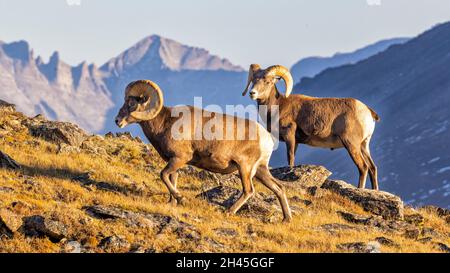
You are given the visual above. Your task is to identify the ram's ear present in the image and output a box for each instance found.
[275,89,280,99]
[243,64,261,96]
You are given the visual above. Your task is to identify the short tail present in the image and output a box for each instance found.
[368,106,380,122]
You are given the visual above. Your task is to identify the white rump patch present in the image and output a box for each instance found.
[257,124,274,166]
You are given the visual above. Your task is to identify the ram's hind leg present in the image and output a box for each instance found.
[340,137,369,189]
[255,165,292,222]
[229,163,255,214]
[361,137,378,190]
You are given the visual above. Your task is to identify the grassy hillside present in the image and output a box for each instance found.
[0,102,448,253]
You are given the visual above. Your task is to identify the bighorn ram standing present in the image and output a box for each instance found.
[115,80,292,222]
[243,64,380,190]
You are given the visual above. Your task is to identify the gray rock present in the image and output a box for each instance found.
[197,185,282,222]
[145,247,157,253]
[179,166,239,189]
[22,215,68,242]
[403,228,420,239]
[115,132,134,140]
[0,150,20,169]
[289,196,313,206]
[322,179,404,220]
[306,186,318,196]
[62,241,82,253]
[129,244,146,253]
[26,119,87,147]
[338,211,373,225]
[422,206,450,224]
[84,205,200,241]
[72,172,94,185]
[179,164,332,192]
[337,242,380,253]
[84,205,132,220]
[0,209,22,238]
[416,237,433,243]
[366,241,382,253]
[337,211,418,235]
[104,132,114,138]
[271,165,332,188]
[375,236,399,247]
[422,205,450,217]
[421,227,442,238]
[98,235,131,252]
[201,237,227,252]
[80,138,108,156]
[213,228,238,237]
[404,213,424,226]
[0,100,16,111]
[57,143,81,154]
[72,173,129,194]
[0,187,14,193]
[434,242,450,253]
[319,223,362,234]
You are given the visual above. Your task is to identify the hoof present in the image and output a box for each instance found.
[225,208,238,217]
[176,196,186,206]
[282,216,292,223]
[168,197,178,206]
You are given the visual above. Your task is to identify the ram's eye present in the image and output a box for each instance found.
[128,100,137,107]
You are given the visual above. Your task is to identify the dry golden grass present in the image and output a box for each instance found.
[0,111,449,253]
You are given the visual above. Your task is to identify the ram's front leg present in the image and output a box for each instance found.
[160,158,186,205]
[284,124,298,167]
[168,172,179,205]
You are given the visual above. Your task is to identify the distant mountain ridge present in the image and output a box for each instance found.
[0,40,112,132]
[290,37,409,83]
[0,35,246,133]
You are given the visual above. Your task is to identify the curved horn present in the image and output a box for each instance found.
[242,64,261,96]
[126,80,164,121]
[266,65,293,97]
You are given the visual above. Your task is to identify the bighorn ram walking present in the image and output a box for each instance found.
[243,64,380,190]
[115,80,292,222]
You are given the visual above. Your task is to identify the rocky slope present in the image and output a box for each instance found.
[289,22,450,208]
[0,101,449,253]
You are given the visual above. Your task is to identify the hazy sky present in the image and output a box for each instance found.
[1,0,450,68]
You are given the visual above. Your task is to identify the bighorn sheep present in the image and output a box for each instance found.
[243,64,380,190]
[115,80,292,222]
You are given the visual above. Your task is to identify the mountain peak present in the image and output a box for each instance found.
[37,50,68,83]
[1,40,32,62]
[101,34,243,74]
[49,51,61,64]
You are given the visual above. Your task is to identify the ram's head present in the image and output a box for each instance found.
[242,64,293,101]
[115,80,164,128]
